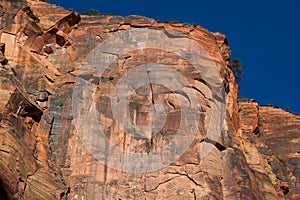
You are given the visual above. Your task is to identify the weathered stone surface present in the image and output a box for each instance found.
[0,0,298,200]
[239,100,259,134]
[258,106,300,199]
[238,102,300,199]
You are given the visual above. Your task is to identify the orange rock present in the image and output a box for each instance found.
[0,0,298,199]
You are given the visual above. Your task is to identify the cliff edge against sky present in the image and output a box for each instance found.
[0,0,299,199]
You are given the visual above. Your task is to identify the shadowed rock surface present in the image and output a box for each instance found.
[0,0,299,199]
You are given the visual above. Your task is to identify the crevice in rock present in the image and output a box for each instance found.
[204,138,226,151]
[127,24,151,28]
[10,90,43,123]
[255,105,261,136]
[120,55,131,69]
[280,185,289,195]
[184,173,203,187]
[56,12,81,33]
[188,85,212,101]
[56,34,66,47]
[45,75,54,83]
[19,103,42,123]
[193,78,213,98]
[145,176,179,192]
[22,6,39,22]
[18,177,26,196]
[0,178,10,200]
[0,149,9,154]
[253,127,260,135]
[147,69,155,143]
[60,187,70,200]
[194,78,207,85]
[47,116,55,159]
[192,189,196,200]
[102,51,120,58]
[66,187,70,196]
[2,31,16,37]
[166,98,176,110]
[33,138,38,159]
[165,171,204,187]
[171,90,191,105]
[0,43,8,65]
[147,72,155,106]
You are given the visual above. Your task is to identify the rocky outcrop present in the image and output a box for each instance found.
[238,101,300,199]
[0,0,298,199]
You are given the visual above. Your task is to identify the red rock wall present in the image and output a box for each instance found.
[0,0,298,199]
[238,101,300,199]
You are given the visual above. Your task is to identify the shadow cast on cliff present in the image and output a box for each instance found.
[0,178,10,200]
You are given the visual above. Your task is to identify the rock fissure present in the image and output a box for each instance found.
[144,176,180,192]
[0,1,298,199]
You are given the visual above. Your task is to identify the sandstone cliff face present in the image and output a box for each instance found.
[0,0,298,200]
[238,101,300,199]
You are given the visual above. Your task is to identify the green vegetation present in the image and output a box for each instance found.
[81,8,100,16]
[222,43,243,82]
[222,44,231,55]
[231,58,243,82]
[170,20,180,23]
[284,106,299,115]
[156,19,182,23]
[284,106,300,114]
[285,106,292,112]
[238,96,250,102]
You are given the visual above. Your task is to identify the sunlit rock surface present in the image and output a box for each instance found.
[0,0,298,199]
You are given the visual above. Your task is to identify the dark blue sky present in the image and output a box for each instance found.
[51,0,300,113]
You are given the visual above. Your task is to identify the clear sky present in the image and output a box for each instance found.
[50,0,300,113]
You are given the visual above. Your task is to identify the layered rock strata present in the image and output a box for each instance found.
[0,0,298,199]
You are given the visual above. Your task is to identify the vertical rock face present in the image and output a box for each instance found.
[0,0,298,200]
[238,101,300,200]
[258,106,300,199]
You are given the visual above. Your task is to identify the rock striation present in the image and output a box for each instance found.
[0,0,298,199]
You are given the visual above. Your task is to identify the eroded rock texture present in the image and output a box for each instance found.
[0,0,298,199]
[238,101,300,199]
